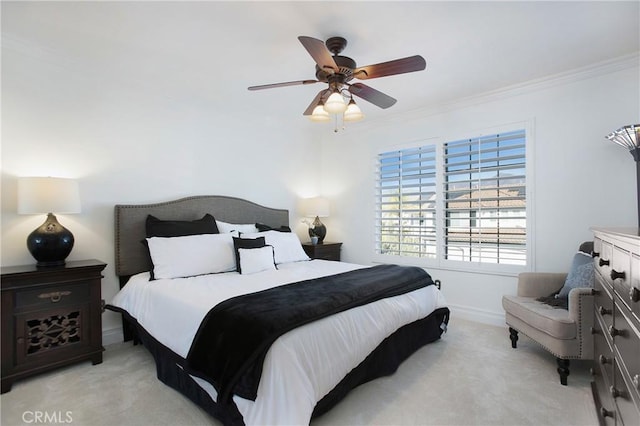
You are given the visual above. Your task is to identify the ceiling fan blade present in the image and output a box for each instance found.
[303,90,328,116]
[353,55,426,80]
[248,80,319,91]
[348,83,397,109]
[298,36,338,73]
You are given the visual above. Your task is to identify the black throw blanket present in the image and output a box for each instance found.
[185,264,435,403]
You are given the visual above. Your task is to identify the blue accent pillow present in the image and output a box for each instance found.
[557,252,594,299]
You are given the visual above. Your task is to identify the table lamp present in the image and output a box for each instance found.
[302,197,330,243]
[18,177,81,266]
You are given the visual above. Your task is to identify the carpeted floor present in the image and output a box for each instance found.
[0,317,598,426]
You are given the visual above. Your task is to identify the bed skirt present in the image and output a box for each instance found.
[113,306,450,425]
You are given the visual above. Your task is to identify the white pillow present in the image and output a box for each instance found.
[216,220,258,234]
[238,246,277,275]
[146,233,235,279]
[241,230,310,264]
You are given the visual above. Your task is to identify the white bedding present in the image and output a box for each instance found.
[110,260,447,425]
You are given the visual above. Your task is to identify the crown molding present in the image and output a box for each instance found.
[361,52,640,130]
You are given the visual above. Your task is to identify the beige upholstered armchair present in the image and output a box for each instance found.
[502,244,595,386]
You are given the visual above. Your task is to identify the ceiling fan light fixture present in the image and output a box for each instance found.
[323,91,347,114]
[309,104,331,122]
[343,99,364,122]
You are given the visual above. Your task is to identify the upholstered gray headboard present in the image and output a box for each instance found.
[114,196,289,277]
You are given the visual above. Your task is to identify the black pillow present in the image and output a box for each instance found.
[146,214,219,237]
[233,236,266,273]
[255,223,291,233]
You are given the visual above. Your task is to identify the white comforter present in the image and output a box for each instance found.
[110,260,447,425]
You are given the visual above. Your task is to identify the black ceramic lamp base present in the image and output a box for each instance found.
[27,213,75,267]
[308,216,327,244]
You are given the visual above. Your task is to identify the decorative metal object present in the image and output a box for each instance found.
[606,124,640,227]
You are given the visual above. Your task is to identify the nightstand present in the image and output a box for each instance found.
[1,259,106,393]
[302,242,342,261]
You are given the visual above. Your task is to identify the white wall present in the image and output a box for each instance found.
[319,57,639,325]
[2,8,637,337]
[0,37,323,342]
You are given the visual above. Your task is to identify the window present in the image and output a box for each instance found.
[376,145,437,258]
[375,129,527,267]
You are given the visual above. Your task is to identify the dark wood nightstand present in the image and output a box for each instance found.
[302,242,342,261]
[1,259,106,393]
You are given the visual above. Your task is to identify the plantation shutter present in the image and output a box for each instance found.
[443,129,526,265]
[375,145,437,258]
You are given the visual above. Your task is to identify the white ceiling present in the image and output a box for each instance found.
[3,1,639,127]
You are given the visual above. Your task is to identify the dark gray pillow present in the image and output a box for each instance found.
[255,223,291,232]
[145,214,219,237]
[557,252,594,299]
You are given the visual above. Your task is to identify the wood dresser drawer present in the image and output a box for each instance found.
[15,282,90,310]
[592,228,640,426]
[595,273,615,333]
[613,302,640,404]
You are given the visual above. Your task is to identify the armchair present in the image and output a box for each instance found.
[502,249,595,385]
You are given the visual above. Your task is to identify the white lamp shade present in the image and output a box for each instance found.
[343,100,364,122]
[323,92,347,114]
[309,104,331,122]
[301,197,330,218]
[18,177,81,214]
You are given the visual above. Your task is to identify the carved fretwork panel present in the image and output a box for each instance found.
[26,311,81,355]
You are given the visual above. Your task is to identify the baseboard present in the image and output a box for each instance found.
[102,327,124,347]
[447,303,507,328]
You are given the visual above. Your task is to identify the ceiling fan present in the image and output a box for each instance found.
[248,36,426,122]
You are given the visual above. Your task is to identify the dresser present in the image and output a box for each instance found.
[591,228,640,425]
[1,259,106,393]
[302,242,342,261]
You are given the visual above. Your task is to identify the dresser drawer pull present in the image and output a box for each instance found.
[633,374,639,391]
[599,259,610,267]
[592,251,600,259]
[610,269,625,281]
[608,326,625,338]
[609,385,623,399]
[600,407,614,419]
[599,354,610,365]
[38,291,71,303]
[598,306,612,316]
[631,287,640,303]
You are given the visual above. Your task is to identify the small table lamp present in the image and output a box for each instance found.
[18,177,81,267]
[302,197,330,244]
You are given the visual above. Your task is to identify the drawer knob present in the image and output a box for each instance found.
[609,385,622,398]
[608,326,624,338]
[599,354,610,365]
[600,407,614,418]
[631,287,640,303]
[610,269,626,281]
[592,251,600,259]
[598,306,612,316]
[599,258,610,267]
[38,290,71,303]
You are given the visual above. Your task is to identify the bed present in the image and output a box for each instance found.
[106,195,449,425]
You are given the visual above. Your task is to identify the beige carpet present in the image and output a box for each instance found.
[1,317,598,426]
